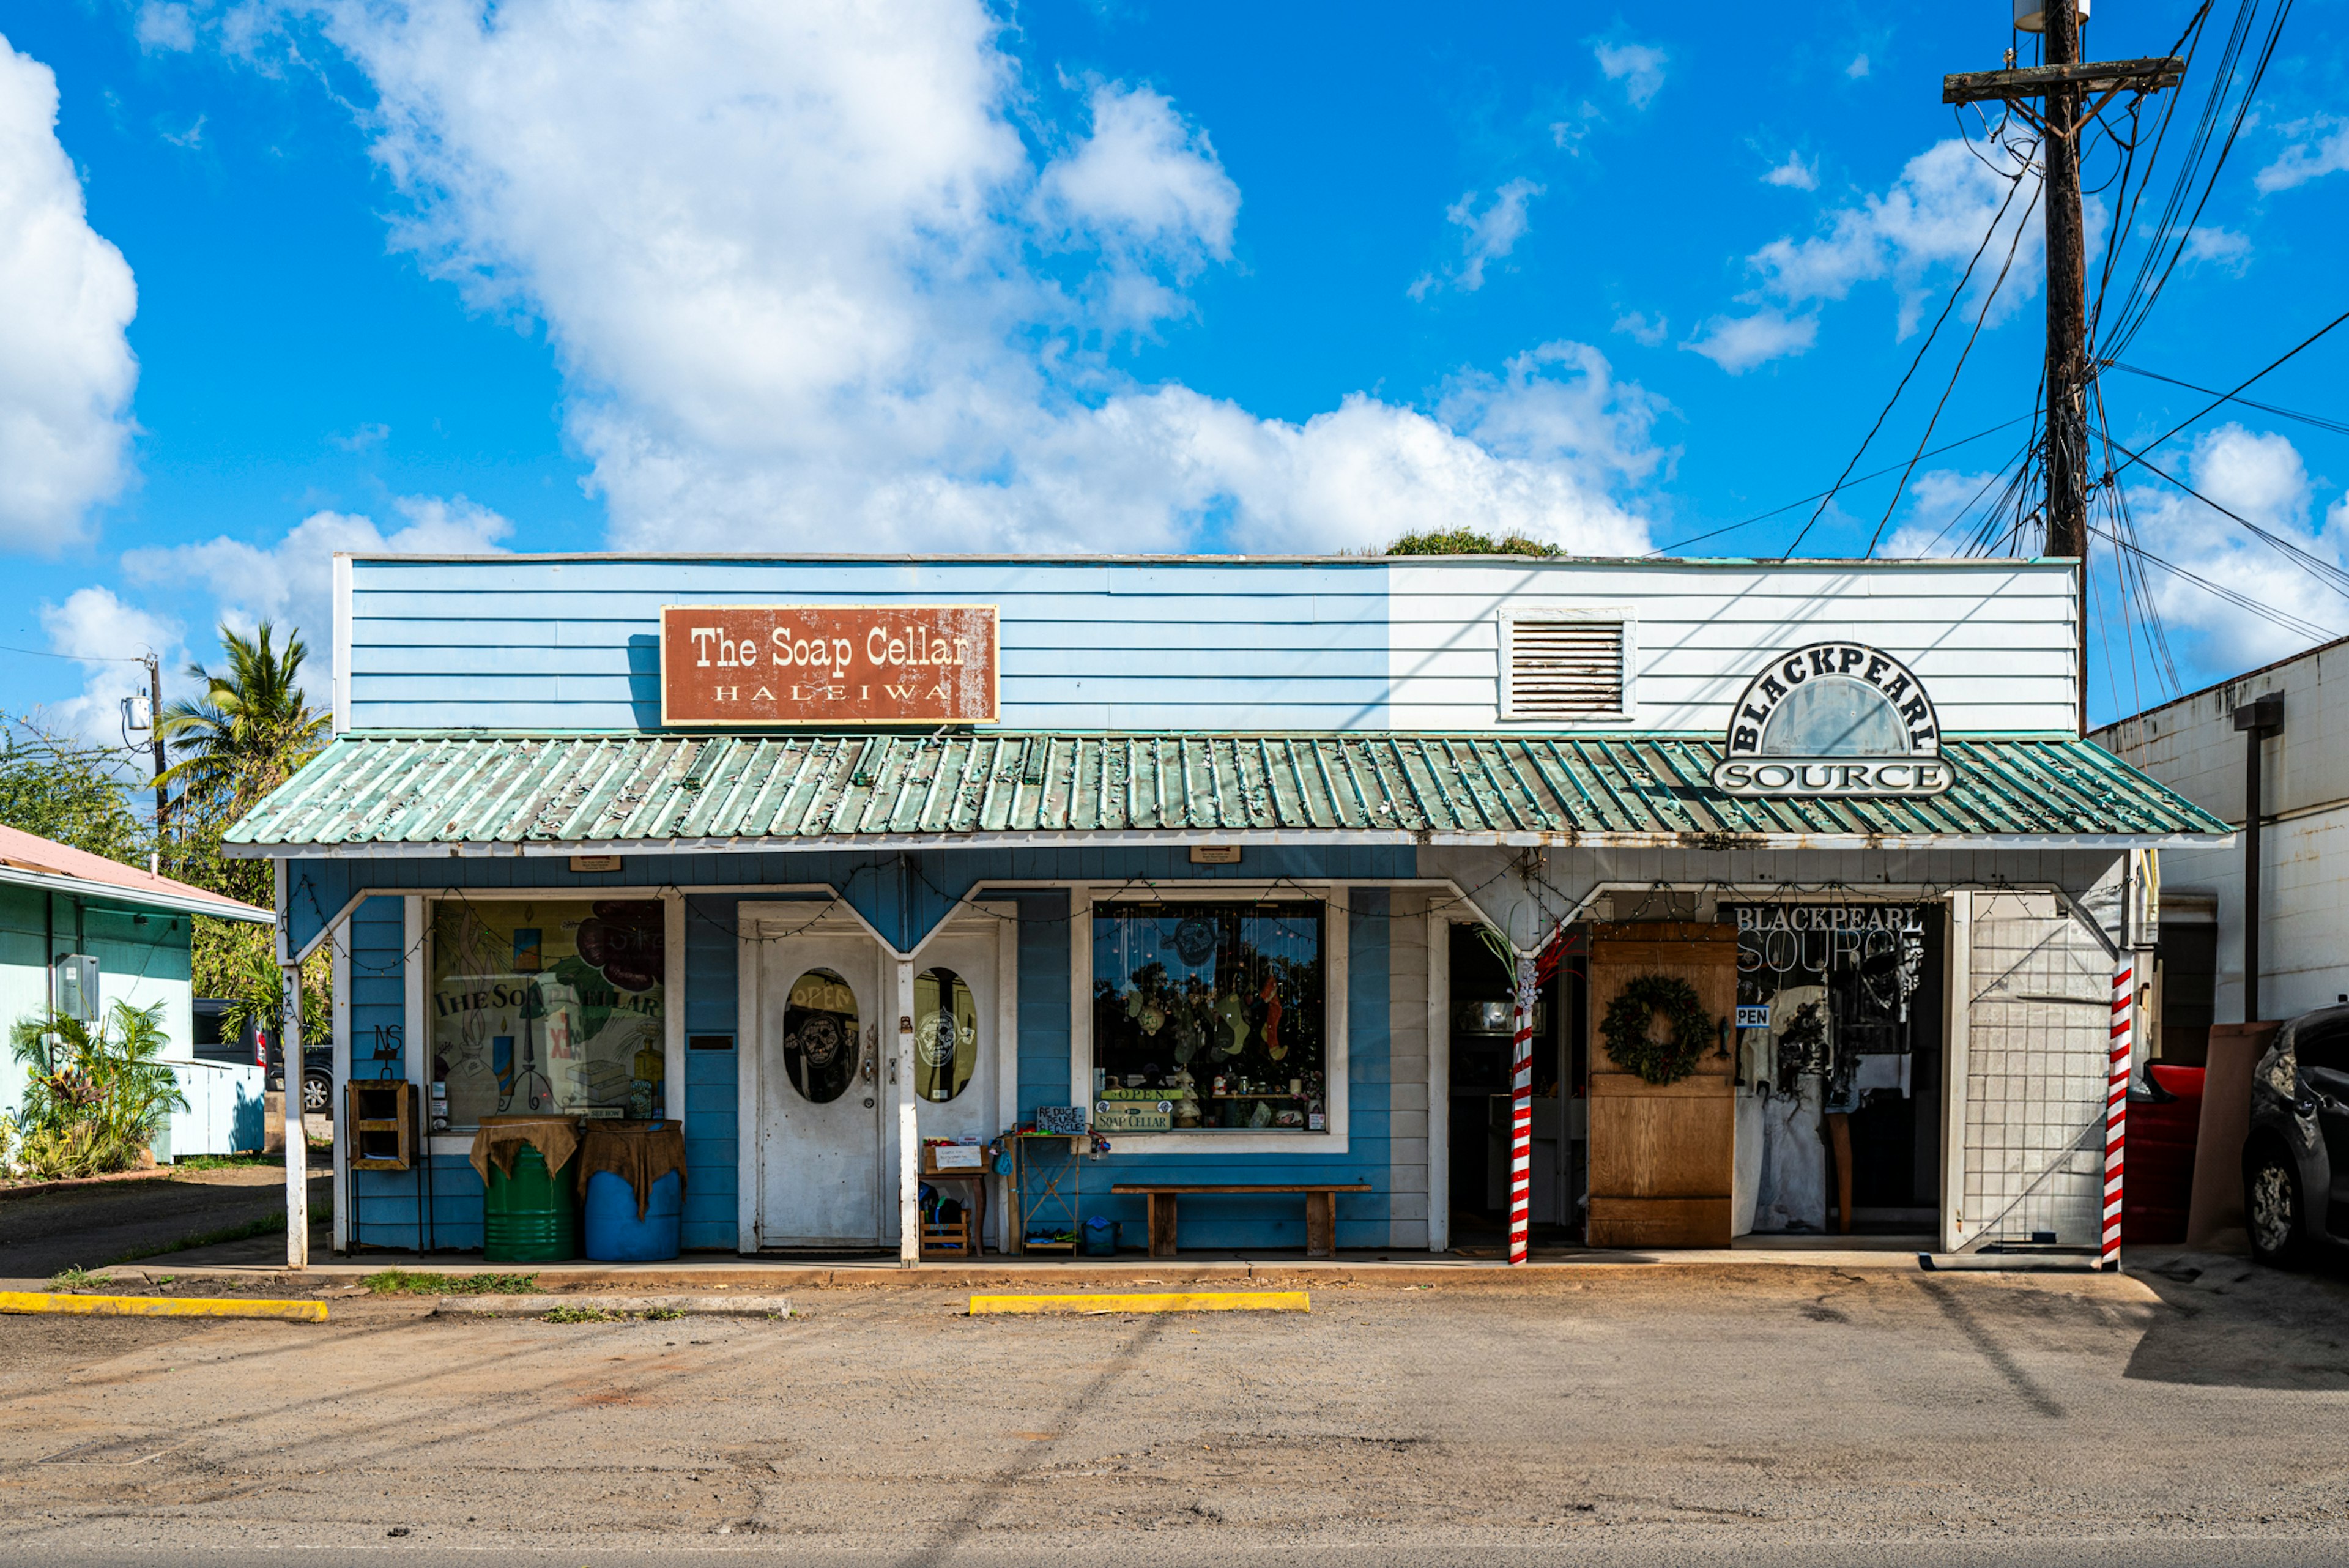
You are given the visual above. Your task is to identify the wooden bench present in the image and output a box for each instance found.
[1110,1183,1373,1258]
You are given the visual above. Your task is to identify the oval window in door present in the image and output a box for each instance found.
[913,967,978,1103]
[783,968,861,1104]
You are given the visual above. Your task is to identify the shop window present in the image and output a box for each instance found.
[428,899,666,1130]
[1092,901,1326,1133]
[1759,678,1907,756]
[783,968,862,1105]
[914,967,978,1103]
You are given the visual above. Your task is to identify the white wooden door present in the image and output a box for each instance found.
[757,929,887,1248]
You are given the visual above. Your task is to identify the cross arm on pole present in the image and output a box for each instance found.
[1942,56,2184,106]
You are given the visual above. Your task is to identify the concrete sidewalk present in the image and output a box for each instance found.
[117,1228,2144,1293]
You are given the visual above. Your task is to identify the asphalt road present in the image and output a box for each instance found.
[4,1255,2348,1566]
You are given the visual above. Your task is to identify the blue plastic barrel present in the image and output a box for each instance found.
[582,1169,683,1261]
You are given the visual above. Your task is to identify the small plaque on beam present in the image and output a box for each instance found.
[1190,845,1241,864]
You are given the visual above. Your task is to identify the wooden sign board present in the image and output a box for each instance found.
[659,604,998,727]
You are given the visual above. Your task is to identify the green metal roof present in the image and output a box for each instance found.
[221,732,2231,855]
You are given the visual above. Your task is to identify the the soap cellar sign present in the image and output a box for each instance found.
[660,604,998,726]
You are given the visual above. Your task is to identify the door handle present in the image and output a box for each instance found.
[862,1053,875,1083]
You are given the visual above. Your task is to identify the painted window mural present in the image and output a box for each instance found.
[913,967,978,1104]
[429,899,666,1129]
[1091,901,1325,1133]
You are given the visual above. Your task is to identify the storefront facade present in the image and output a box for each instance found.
[231,553,2228,1258]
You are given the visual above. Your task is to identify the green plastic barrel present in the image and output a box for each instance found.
[484,1144,580,1262]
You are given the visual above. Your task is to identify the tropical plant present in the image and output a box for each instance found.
[9,1000,188,1180]
[0,718,152,868]
[209,919,332,1053]
[157,622,330,825]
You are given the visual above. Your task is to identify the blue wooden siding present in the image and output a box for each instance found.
[328,847,1409,1255]
[284,844,1414,960]
[346,559,1392,733]
[681,895,739,1249]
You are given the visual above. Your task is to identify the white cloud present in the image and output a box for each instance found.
[2255,115,2349,193]
[37,586,179,749]
[1681,310,1818,374]
[2183,225,2251,272]
[1611,311,1668,347]
[1878,469,2005,558]
[1410,178,1543,300]
[1724,135,2062,361]
[1762,151,1819,191]
[1846,54,1871,80]
[122,495,513,689]
[331,422,390,451]
[1549,100,1603,153]
[0,38,138,549]
[245,0,1655,556]
[2126,424,2348,665]
[1592,42,1667,110]
[134,4,197,53]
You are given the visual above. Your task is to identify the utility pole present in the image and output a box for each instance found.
[146,653,168,875]
[1944,9,2181,732]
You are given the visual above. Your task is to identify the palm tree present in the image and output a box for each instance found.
[157,622,331,817]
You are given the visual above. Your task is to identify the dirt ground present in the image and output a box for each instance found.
[4,1255,2349,1566]
[0,1153,330,1285]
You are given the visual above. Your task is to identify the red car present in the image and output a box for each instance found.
[2122,1062,2204,1244]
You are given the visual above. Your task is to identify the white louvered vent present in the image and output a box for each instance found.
[1499,612,1631,722]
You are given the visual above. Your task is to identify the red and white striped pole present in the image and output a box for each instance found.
[1508,953,1537,1266]
[2102,961,2133,1271]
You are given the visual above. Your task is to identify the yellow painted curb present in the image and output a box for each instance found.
[968,1290,1308,1316]
[0,1291,327,1323]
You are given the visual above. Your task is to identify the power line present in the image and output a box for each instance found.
[2106,361,2349,438]
[1865,178,2044,555]
[2091,523,2338,644]
[1780,148,2038,558]
[1644,414,2034,557]
[2107,308,2349,481]
[2101,432,2349,603]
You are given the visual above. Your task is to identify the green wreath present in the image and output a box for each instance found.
[1600,975,1715,1086]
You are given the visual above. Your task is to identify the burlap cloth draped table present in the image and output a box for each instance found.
[574,1119,688,1219]
[468,1115,584,1185]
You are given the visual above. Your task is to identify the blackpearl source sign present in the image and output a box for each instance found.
[1710,641,1954,798]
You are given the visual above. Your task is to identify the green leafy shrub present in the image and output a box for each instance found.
[8,1001,188,1180]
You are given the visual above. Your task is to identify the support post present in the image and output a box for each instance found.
[2234,695,2283,1022]
[275,861,308,1269]
[896,954,918,1268]
[1507,953,1536,1266]
[2102,959,2132,1271]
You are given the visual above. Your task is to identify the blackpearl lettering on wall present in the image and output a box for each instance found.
[1709,640,1956,799]
[659,604,999,727]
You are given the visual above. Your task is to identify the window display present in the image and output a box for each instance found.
[429,899,666,1129]
[1092,901,1325,1133]
[782,967,861,1104]
[1731,904,1924,1234]
[913,967,978,1103]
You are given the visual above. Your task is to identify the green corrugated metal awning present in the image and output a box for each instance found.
[220,732,2231,855]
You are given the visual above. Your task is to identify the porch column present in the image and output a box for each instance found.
[897,954,918,1268]
[275,860,308,1269]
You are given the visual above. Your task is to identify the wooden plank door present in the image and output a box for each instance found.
[1586,922,1738,1248]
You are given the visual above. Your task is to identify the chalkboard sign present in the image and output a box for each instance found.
[1033,1104,1089,1135]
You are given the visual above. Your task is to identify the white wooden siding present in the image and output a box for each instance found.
[344,555,2079,736]
[1387,560,2079,735]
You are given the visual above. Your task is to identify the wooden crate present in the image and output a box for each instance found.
[920,1217,972,1257]
[347,1080,418,1171]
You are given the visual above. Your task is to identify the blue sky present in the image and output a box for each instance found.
[2,0,2345,742]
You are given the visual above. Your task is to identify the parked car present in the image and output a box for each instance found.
[2243,1002,2349,1267]
[195,998,332,1115]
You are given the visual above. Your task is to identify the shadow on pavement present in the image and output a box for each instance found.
[2124,1248,2349,1389]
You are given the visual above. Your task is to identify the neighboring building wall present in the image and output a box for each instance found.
[0,887,201,1157]
[2094,637,2349,1024]
[1387,891,1431,1250]
[341,556,2080,738]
